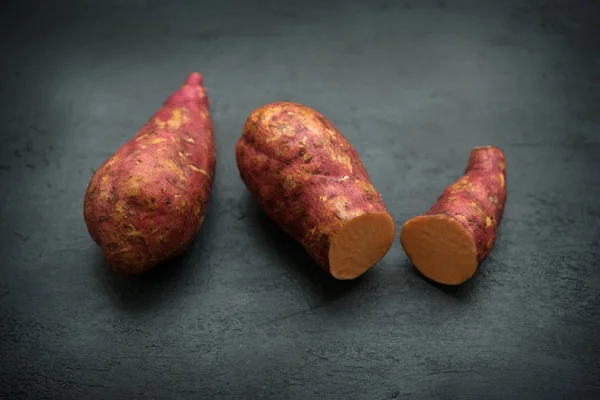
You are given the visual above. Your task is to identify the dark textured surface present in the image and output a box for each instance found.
[1,0,599,398]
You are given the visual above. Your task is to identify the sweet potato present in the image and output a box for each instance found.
[236,101,396,280]
[84,72,215,274]
[400,146,507,285]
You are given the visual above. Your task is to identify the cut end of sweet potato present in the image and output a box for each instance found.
[400,214,477,285]
[328,212,396,280]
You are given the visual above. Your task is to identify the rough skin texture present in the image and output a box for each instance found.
[83,72,215,274]
[425,146,507,264]
[236,101,394,277]
[400,146,507,285]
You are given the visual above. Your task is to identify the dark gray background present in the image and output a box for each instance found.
[1,0,599,398]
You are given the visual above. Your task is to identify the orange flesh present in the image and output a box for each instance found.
[400,214,477,285]
[328,212,396,280]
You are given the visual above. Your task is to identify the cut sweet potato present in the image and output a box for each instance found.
[236,102,396,280]
[400,146,507,285]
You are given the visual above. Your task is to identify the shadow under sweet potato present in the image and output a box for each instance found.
[93,202,216,314]
[245,194,370,307]
[404,258,480,301]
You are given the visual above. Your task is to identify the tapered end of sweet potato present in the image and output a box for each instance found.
[328,212,396,280]
[400,214,477,285]
[185,72,204,86]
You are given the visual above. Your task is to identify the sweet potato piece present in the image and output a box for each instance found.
[236,102,396,280]
[83,72,215,274]
[400,146,507,285]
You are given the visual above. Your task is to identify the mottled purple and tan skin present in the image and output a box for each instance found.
[84,72,215,274]
[400,146,507,285]
[236,102,396,280]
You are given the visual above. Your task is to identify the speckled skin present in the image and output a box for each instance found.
[83,72,215,274]
[426,146,507,264]
[236,101,392,274]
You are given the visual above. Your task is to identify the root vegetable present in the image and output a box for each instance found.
[400,146,507,285]
[236,101,396,280]
[83,72,215,274]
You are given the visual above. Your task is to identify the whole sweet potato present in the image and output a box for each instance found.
[400,146,507,285]
[84,72,215,274]
[236,102,396,280]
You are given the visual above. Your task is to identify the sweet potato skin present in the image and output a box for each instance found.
[236,101,391,273]
[83,73,215,274]
[424,146,507,263]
